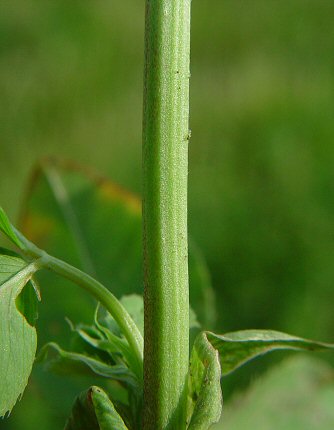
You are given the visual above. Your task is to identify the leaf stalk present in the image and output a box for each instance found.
[14,229,144,381]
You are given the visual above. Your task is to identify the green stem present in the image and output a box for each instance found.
[142,1,191,429]
[15,230,143,380]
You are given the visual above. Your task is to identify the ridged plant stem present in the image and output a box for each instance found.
[142,1,191,429]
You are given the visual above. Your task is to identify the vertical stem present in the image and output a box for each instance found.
[143,1,191,429]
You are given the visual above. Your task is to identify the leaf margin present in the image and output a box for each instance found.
[0,252,40,417]
[206,329,334,376]
[187,331,223,430]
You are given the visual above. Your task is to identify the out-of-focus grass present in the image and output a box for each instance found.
[213,355,334,430]
[0,0,144,208]
[190,1,334,339]
[1,1,334,428]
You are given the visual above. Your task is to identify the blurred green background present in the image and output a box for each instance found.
[1,0,334,428]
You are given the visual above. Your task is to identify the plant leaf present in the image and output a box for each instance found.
[119,295,144,336]
[38,305,142,424]
[64,386,128,430]
[206,329,334,376]
[0,207,23,248]
[66,313,134,374]
[68,319,127,358]
[189,306,201,330]
[38,314,143,424]
[37,342,139,390]
[0,253,39,417]
[187,332,222,429]
[188,239,216,328]
[212,356,334,430]
[93,303,142,376]
[16,279,40,327]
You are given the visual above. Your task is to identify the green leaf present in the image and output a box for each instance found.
[0,253,40,417]
[37,342,138,390]
[68,318,127,359]
[93,303,142,376]
[16,278,40,327]
[212,356,334,430]
[188,239,216,328]
[119,295,144,336]
[64,386,128,430]
[206,329,334,376]
[37,303,142,424]
[38,312,143,426]
[0,207,23,248]
[187,332,222,430]
[19,158,215,330]
[67,312,135,377]
[189,306,201,330]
